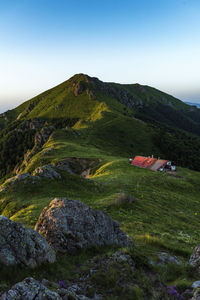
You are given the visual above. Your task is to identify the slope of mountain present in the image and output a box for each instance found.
[1,73,200,133]
[1,74,200,298]
[1,73,200,179]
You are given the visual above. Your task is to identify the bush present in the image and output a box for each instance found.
[115,192,137,206]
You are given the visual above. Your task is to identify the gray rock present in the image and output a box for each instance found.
[192,281,200,288]
[0,216,56,267]
[33,165,61,179]
[192,289,200,300]
[157,252,180,265]
[0,172,40,192]
[35,198,133,253]
[190,245,200,270]
[0,277,61,300]
[5,172,31,184]
[74,81,86,96]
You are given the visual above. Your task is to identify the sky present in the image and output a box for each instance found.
[0,0,200,112]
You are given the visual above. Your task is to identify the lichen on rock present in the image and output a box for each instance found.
[35,198,133,253]
[0,216,56,268]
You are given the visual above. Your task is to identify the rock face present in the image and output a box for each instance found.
[189,244,200,270]
[0,278,61,300]
[35,198,133,253]
[0,277,96,300]
[192,289,200,300]
[0,216,56,267]
[33,164,61,179]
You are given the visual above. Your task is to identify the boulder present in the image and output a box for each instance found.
[0,216,56,267]
[192,281,200,288]
[0,277,61,300]
[0,173,40,192]
[190,244,200,270]
[33,164,61,179]
[35,198,133,253]
[192,289,200,300]
[157,252,180,265]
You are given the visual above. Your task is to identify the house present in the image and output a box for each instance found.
[130,156,176,172]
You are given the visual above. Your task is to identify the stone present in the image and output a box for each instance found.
[157,252,180,265]
[0,172,40,192]
[192,289,200,300]
[0,216,56,267]
[0,277,61,300]
[192,281,200,288]
[74,81,86,96]
[189,244,200,270]
[35,198,133,253]
[33,164,61,179]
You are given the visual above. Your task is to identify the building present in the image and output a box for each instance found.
[131,156,176,172]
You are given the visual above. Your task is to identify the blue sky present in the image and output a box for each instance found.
[0,0,200,112]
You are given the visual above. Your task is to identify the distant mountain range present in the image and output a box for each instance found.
[185,101,200,109]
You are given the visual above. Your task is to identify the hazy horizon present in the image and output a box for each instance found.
[0,74,200,114]
[1,0,200,112]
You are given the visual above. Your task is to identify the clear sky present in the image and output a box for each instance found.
[0,0,200,112]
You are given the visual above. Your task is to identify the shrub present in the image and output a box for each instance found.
[115,192,137,206]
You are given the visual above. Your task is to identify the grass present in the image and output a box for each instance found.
[1,127,200,256]
[1,74,200,297]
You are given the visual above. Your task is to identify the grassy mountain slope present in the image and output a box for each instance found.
[0,126,200,297]
[0,73,200,179]
[1,73,200,132]
[1,127,200,255]
[1,74,200,298]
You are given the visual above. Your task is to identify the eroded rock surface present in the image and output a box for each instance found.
[190,244,200,270]
[35,198,133,253]
[0,216,56,267]
[0,278,61,300]
[33,164,61,179]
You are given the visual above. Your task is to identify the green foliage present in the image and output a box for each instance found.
[0,123,36,177]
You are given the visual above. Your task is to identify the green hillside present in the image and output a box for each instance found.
[0,73,200,179]
[0,125,200,298]
[1,73,200,133]
[0,74,200,298]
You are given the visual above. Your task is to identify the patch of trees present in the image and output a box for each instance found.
[136,104,200,136]
[154,126,200,171]
[52,118,79,129]
[0,128,36,177]
[0,117,79,178]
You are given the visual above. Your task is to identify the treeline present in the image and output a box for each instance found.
[0,127,36,177]
[0,117,79,178]
[153,125,200,171]
[137,104,200,136]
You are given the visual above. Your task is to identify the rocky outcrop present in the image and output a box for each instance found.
[55,158,101,177]
[0,164,64,192]
[0,173,39,192]
[155,252,180,266]
[21,125,55,169]
[34,126,55,149]
[35,198,133,253]
[33,164,61,179]
[192,289,200,300]
[0,278,61,300]
[0,277,96,300]
[0,216,56,267]
[189,244,200,271]
[74,81,87,96]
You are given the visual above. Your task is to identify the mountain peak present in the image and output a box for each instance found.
[67,73,101,85]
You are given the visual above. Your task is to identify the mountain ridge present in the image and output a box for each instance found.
[1,74,200,298]
[1,73,200,179]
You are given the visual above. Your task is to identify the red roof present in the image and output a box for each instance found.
[131,156,167,171]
